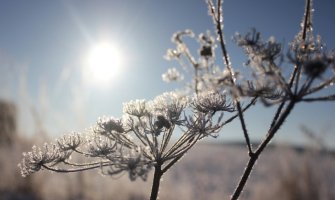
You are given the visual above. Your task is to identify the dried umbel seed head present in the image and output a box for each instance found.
[57,132,82,151]
[101,117,124,133]
[151,92,187,123]
[123,100,149,118]
[193,92,235,113]
[18,144,64,177]
[200,45,213,57]
[154,115,171,130]
[303,59,328,78]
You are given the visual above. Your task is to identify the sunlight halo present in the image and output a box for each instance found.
[83,41,123,86]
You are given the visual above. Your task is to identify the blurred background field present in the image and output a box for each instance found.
[1,100,334,200]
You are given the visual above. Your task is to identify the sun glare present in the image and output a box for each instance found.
[84,42,123,85]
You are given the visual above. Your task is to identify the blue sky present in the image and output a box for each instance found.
[0,0,334,147]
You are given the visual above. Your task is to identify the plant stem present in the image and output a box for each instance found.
[230,100,296,200]
[230,153,258,200]
[302,0,311,40]
[195,66,199,95]
[236,102,253,155]
[150,164,162,200]
[214,0,254,155]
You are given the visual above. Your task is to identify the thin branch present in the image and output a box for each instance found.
[294,66,302,95]
[216,0,231,71]
[256,101,296,154]
[165,132,201,162]
[294,0,312,94]
[221,2,253,154]
[301,94,335,102]
[42,163,104,173]
[162,129,192,159]
[73,149,94,157]
[298,76,315,97]
[236,102,253,155]
[212,0,254,154]
[306,77,335,95]
[162,132,201,174]
[302,0,312,41]
[222,97,257,126]
[160,125,175,155]
[269,100,286,129]
[62,160,109,167]
[231,100,296,200]
[195,66,200,95]
[162,155,183,174]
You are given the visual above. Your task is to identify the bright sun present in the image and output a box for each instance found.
[84,42,123,85]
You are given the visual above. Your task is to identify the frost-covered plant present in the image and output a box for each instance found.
[19,92,239,200]
[164,0,334,199]
[19,0,335,199]
[163,29,225,95]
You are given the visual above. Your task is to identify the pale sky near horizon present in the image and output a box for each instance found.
[0,0,335,147]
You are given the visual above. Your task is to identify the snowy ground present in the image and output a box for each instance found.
[1,142,335,200]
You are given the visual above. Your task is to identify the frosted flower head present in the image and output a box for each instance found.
[87,135,117,157]
[104,148,152,181]
[198,31,216,58]
[123,100,149,118]
[96,117,125,134]
[234,29,261,47]
[234,29,282,68]
[154,115,171,131]
[290,0,315,55]
[302,53,334,79]
[162,68,184,82]
[242,81,282,102]
[193,91,234,113]
[151,92,188,123]
[57,132,82,151]
[185,113,219,137]
[303,59,327,78]
[291,34,321,56]
[199,45,213,58]
[18,144,62,177]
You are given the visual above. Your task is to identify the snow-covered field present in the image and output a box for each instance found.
[1,142,334,200]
